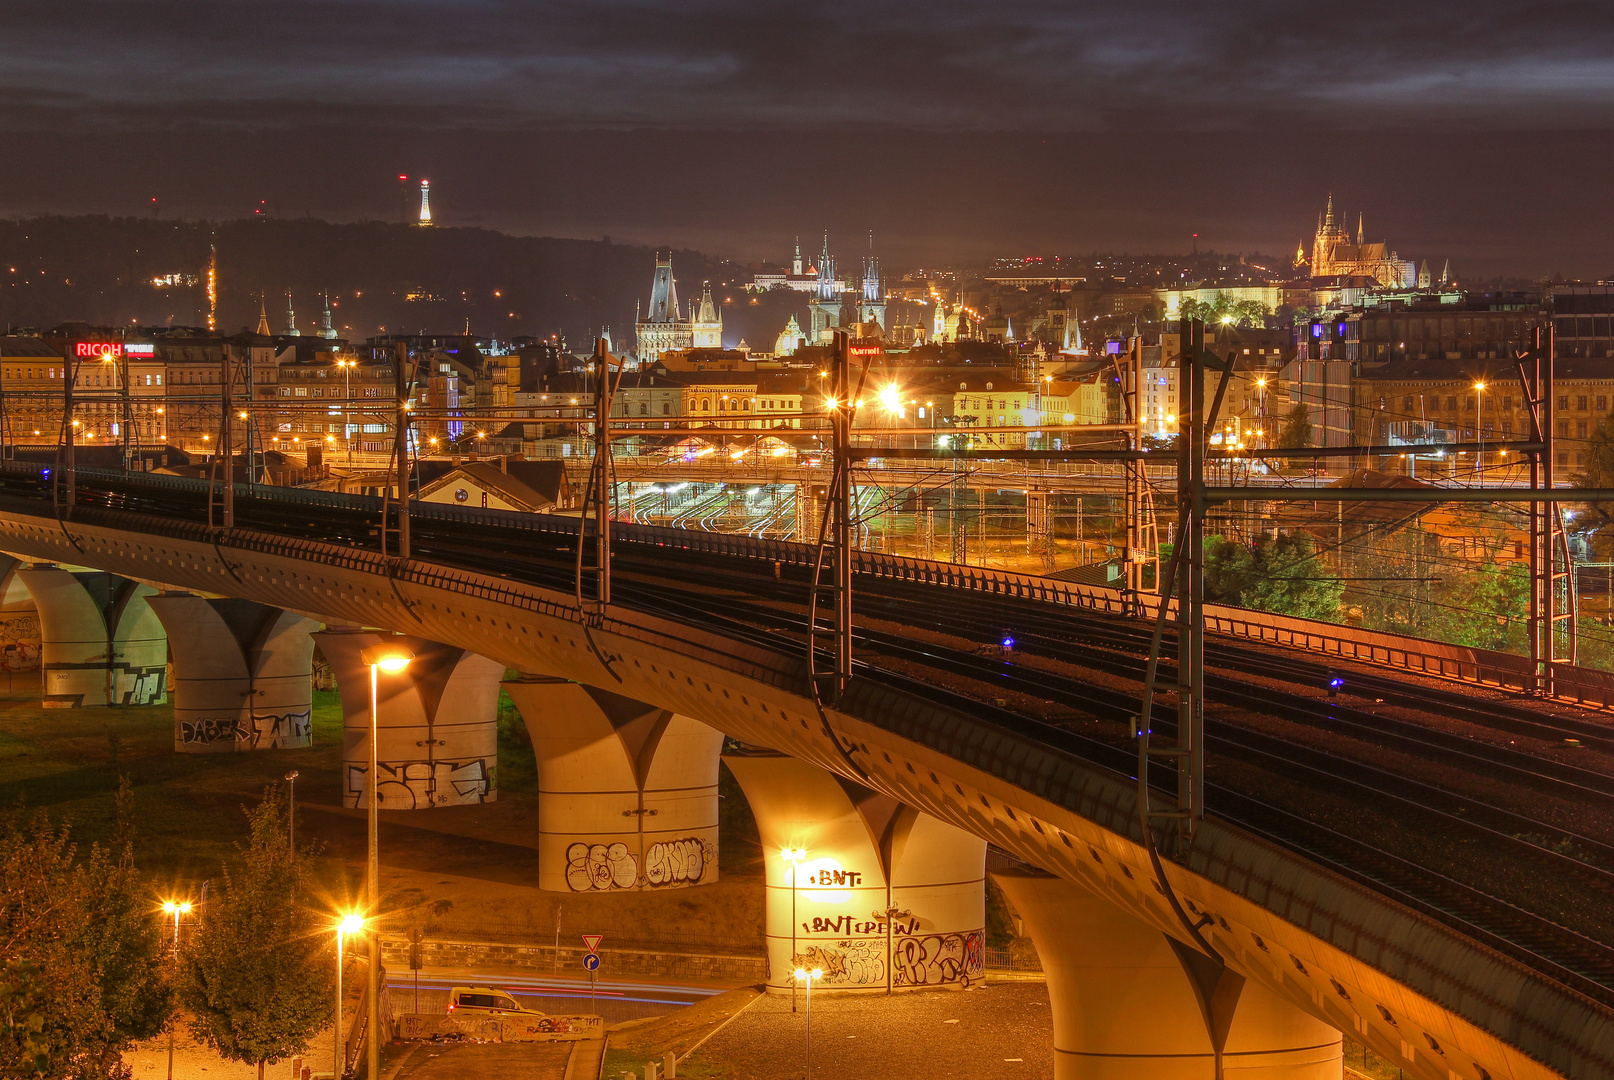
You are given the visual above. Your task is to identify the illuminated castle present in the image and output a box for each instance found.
[1306,195,1413,287]
[634,254,722,360]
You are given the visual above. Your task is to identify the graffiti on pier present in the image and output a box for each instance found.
[180,716,248,746]
[264,709,312,748]
[0,615,40,672]
[565,842,639,892]
[644,836,711,887]
[179,708,311,750]
[565,836,713,892]
[892,929,985,987]
[789,929,985,988]
[345,758,493,808]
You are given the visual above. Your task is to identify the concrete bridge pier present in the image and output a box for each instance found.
[145,594,318,752]
[724,748,987,994]
[501,675,723,894]
[994,870,1342,1080]
[315,629,503,809]
[14,562,166,707]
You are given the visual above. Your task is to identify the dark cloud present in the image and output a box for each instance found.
[5,1,1614,132]
[0,2,1611,275]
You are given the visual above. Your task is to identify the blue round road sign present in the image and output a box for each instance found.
[582,953,601,971]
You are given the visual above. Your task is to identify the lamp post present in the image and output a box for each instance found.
[337,359,355,465]
[358,643,413,1080]
[793,966,823,1080]
[285,770,299,854]
[1474,380,1486,479]
[781,847,806,1012]
[335,913,364,1078]
[161,900,192,1080]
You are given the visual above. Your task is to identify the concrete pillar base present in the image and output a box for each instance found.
[146,594,317,752]
[725,748,987,994]
[995,870,1342,1080]
[316,629,502,809]
[502,675,722,893]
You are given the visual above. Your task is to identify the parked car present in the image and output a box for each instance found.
[447,986,540,1016]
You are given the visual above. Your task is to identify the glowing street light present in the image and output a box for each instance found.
[781,847,807,1012]
[334,913,365,1078]
[161,899,193,1080]
[794,966,824,1080]
[357,643,412,1080]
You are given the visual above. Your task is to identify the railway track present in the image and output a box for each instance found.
[9,468,1614,1006]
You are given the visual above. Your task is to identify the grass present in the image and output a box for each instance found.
[0,673,765,946]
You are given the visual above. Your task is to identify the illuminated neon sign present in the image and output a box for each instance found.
[74,343,121,358]
[123,343,156,357]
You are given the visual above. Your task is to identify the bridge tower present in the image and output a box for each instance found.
[316,629,502,809]
[502,675,723,893]
[725,748,987,995]
[146,594,318,753]
[995,869,1342,1079]
[14,563,166,707]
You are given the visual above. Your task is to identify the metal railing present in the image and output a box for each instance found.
[7,459,1610,709]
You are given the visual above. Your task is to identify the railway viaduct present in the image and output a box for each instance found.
[0,464,1608,1080]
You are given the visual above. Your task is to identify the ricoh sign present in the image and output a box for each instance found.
[73,343,155,359]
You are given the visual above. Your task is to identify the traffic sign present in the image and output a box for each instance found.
[581,934,603,954]
[582,953,601,972]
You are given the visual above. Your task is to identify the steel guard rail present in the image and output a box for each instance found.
[13,461,1612,710]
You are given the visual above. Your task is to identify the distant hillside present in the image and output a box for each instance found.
[0,216,746,348]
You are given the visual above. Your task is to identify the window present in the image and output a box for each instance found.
[1502,396,1512,411]
[1559,395,1570,410]
[1578,421,1589,438]
[1600,396,1609,412]
[638,403,647,416]
[1403,396,1413,410]
[1579,395,1590,411]
[1445,396,1456,411]
[295,387,308,397]
[662,403,671,416]
[278,387,291,397]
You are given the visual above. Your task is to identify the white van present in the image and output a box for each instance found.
[447,986,540,1016]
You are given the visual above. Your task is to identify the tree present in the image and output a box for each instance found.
[0,802,171,1080]
[1572,411,1614,556]
[1278,403,1313,449]
[180,791,334,1080]
[1201,533,1342,620]
[1178,293,1270,328]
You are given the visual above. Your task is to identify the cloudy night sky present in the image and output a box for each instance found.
[4,1,1614,276]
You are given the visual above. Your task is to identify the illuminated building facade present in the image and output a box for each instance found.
[635,254,722,361]
[1308,195,1415,287]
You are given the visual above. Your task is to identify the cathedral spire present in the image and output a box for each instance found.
[283,291,300,336]
[320,292,336,339]
[1324,193,1335,230]
[256,295,270,336]
[1356,212,1364,246]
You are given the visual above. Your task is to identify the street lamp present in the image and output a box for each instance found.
[161,900,193,1080]
[1473,381,1486,478]
[334,913,365,1078]
[793,966,823,1080]
[781,847,807,1012]
[285,770,299,854]
[357,643,412,1080]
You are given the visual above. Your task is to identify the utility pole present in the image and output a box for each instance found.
[1521,325,1576,694]
[810,331,866,705]
[1174,318,1207,850]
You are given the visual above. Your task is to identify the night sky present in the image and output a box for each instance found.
[4,2,1614,276]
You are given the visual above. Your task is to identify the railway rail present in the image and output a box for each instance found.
[4,464,1614,1009]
